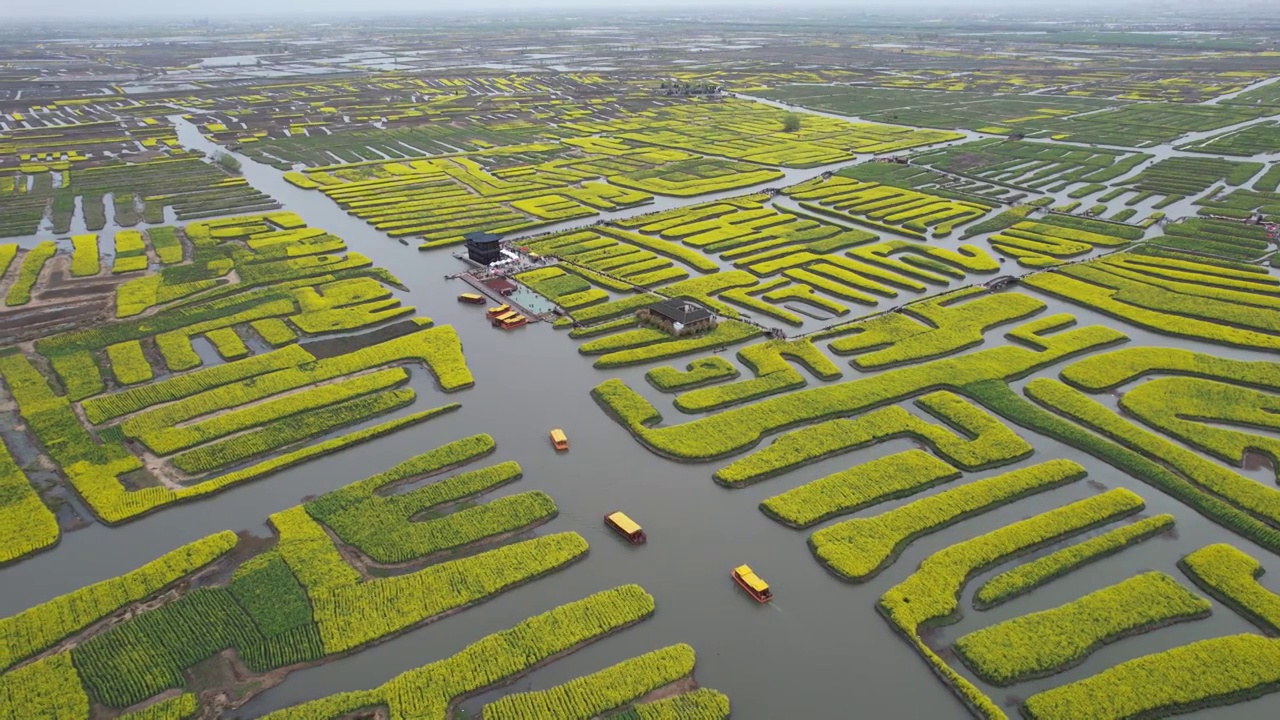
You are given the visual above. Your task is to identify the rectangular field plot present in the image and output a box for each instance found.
[1112,156,1265,205]
[1023,247,1280,347]
[522,194,1003,332]
[985,214,1137,267]
[253,79,664,143]
[755,85,982,118]
[784,175,994,239]
[1,156,277,239]
[756,85,1119,134]
[1178,120,1280,157]
[758,85,1267,146]
[836,161,1020,203]
[910,139,1152,194]
[202,75,672,167]
[243,92,961,172]
[1219,78,1280,111]
[297,152,659,248]
[1195,186,1280,222]
[826,67,1268,102]
[1149,217,1274,260]
[2,113,183,165]
[609,158,783,197]
[1025,103,1266,147]
[597,99,963,167]
[295,99,969,249]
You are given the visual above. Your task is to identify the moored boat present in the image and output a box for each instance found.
[457,293,486,304]
[605,511,646,544]
[732,565,772,603]
[493,312,527,329]
[486,303,511,318]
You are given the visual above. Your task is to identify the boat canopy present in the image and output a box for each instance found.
[550,428,568,443]
[607,511,642,536]
[734,565,769,593]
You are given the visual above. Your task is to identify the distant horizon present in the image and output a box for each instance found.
[5,0,1279,24]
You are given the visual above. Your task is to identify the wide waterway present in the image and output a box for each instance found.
[2,114,1279,720]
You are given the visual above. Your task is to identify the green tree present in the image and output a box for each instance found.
[213,152,242,174]
[783,113,802,132]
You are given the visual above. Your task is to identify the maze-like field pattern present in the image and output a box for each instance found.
[575,240,1280,717]
[6,42,1280,719]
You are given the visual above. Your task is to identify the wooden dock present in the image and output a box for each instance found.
[452,272,547,323]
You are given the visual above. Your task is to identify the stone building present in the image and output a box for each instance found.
[636,298,717,337]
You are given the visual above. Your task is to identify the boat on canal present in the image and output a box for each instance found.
[732,564,772,603]
[605,511,646,544]
[550,428,569,451]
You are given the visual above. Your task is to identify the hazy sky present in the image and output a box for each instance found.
[4,0,1240,22]
[13,0,857,20]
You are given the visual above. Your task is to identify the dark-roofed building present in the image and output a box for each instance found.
[465,231,502,265]
[636,298,717,337]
